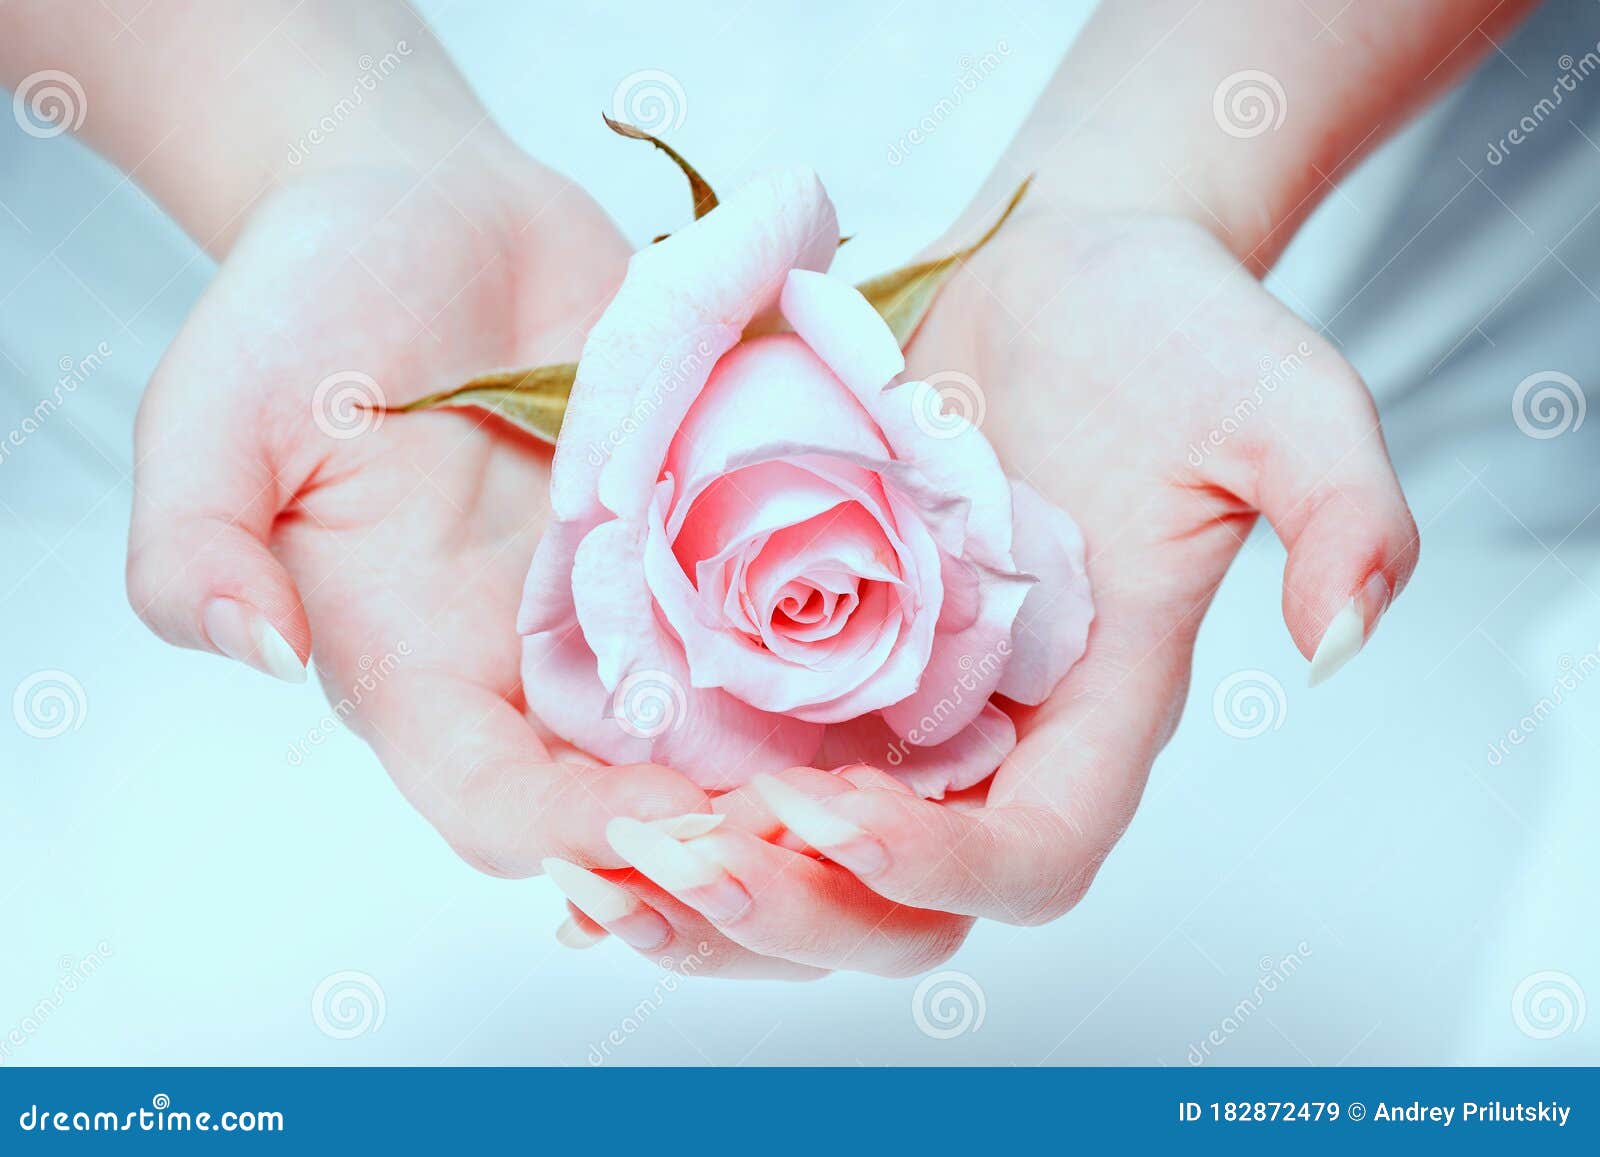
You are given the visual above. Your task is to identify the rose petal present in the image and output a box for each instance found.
[780,269,905,393]
[879,557,1032,746]
[817,703,1017,799]
[570,170,841,525]
[995,479,1094,704]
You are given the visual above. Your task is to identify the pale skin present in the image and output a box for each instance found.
[3,0,1540,978]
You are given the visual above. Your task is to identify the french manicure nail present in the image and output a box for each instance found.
[605,818,750,923]
[542,858,673,950]
[202,597,307,684]
[751,774,889,876]
[650,812,725,839]
[555,916,607,949]
[1308,573,1389,687]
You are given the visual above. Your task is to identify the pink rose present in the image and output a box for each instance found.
[518,169,1092,797]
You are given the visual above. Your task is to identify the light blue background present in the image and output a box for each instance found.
[1,0,1596,1065]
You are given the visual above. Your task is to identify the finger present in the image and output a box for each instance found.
[713,764,913,856]
[356,669,711,877]
[606,817,971,976]
[544,860,825,980]
[1216,343,1420,683]
[554,906,610,950]
[127,347,311,683]
[751,590,1202,925]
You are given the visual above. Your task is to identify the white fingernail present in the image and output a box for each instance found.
[202,597,307,685]
[255,619,308,684]
[1308,599,1364,686]
[751,774,863,846]
[605,818,723,890]
[650,813,725,840]
[554,916,607,949]
[542,858,635,923]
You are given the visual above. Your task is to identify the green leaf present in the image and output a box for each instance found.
[854,176,1032,348]
[603,112,718,222]
[390,362,577,444]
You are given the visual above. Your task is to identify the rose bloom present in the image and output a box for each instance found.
[519,169,1092,797]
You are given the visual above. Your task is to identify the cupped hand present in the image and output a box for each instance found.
[125,139,749,924]
[588,198,1419,975]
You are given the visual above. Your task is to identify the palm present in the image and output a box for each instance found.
[907,211,1346,817]
[137,158,636,862]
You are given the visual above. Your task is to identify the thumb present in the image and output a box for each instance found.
[1232,355,1419,685]
[126,381,310,684]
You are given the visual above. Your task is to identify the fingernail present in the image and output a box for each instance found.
[650,812,725,839]
[542,858,672,950]
[1308,573,1389,687]
[605,818,750,923]
[202,597,306,684]
[555,916,607,949]
[751,774,889,876]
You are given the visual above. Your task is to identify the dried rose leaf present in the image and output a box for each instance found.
[603,112,718,221]
[855,176,1032,348]
[390,362,576,444]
